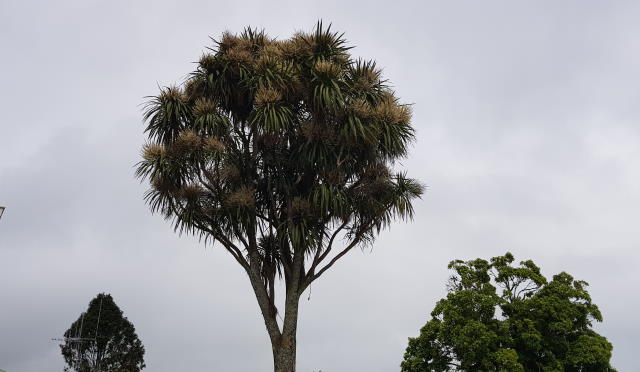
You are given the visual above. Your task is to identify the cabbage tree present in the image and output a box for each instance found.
[137,22,422,372]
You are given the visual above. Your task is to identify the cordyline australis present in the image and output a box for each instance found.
[136,21,423,372]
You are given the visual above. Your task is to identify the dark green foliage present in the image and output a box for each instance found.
[137,22,422,371]
[136,22,421,256]
[60,293,145,372]
[402,254,615,372]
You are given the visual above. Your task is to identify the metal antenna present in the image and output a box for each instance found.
[53,304,106,372]
[51,298,109,372]
[94,297,103,372]
[77,313,85,371]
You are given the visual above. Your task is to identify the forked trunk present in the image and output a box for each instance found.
[248,243,304,372]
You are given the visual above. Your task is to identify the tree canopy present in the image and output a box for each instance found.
[60,293,145,372]
[401,253,615,372]
[137,22,422,372]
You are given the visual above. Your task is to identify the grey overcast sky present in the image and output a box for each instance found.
[1,0,639,371]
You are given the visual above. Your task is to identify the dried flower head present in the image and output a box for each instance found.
[217,31,241,53]
[374,99,412,125]
[255,86,282,105]
[260,43,284,59]
[313,60,342,79]
[364,163,391,180]
[348,99,374,119]
[204,136,225,153]
[280,32,312,59]
[220,163,241,181]
[332,53,351,67]
[301,121,322,140]
[184,76,206,102]
[288,197,311,218]
[225,186,255,208]
[353,69,381,92]
[172,130,202,156]
[225,47,253,66]
[179,184,205,202]
[361,177,393,197]
[160,86,185,102]
[151,174,178,194]
[198,53,218,72]
[193,98,218,117]
[142,144,166,161]
[254,54,279,72]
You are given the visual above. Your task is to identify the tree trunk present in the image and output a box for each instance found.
[247,235,304,372]
[272,280,301,372]
[273,335,297,372]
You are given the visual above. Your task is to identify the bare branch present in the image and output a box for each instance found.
[307,218,349,278]
[302,220,373,290]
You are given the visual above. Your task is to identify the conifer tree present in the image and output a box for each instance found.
[60,293,145,372]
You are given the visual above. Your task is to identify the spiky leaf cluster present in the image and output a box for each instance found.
[401,254,616,372]
[137,23,423,292]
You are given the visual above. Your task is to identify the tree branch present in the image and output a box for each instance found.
[301,220,373,291]
[306,218,349,280]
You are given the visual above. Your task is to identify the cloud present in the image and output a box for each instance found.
[1,1,638,371]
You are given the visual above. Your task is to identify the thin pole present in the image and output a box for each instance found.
[77,313,85,371]
[94,297,103,372]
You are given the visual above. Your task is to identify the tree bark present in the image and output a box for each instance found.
[261,248,303,372]
[272,288,300,372]
[273,339,297,372]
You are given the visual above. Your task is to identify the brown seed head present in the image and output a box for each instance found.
[260,43,284,59]
[184,76,206,102]
[172,130,202,156]
[179,184,205,202]
[193,98,218,117]
[301,121,321,140]
[332,53,351,67]
[364,163,391,180]
[204,136,225,153]
[217,31,241,53]
[255,86,282,105]
[281,32,312,59]
[220,163,241,181]
[198,53,218,71]
[288,197,311,218]
[374,100,412,125]
[255,54,278,72]
[359,172,393,197]
[160,86,185,103]
[151,174,178,194]
[142,144,166,161]
[225,47,253,66]
[225,187,255,208]
[353,68,381,92]
[348,99,374,119]
[314,60,342,79]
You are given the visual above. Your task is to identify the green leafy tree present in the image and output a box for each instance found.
[60,293,145,372]
[402,253,615,372]
[136,22,422,372]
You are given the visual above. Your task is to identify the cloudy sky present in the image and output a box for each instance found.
[1,1,639,371]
